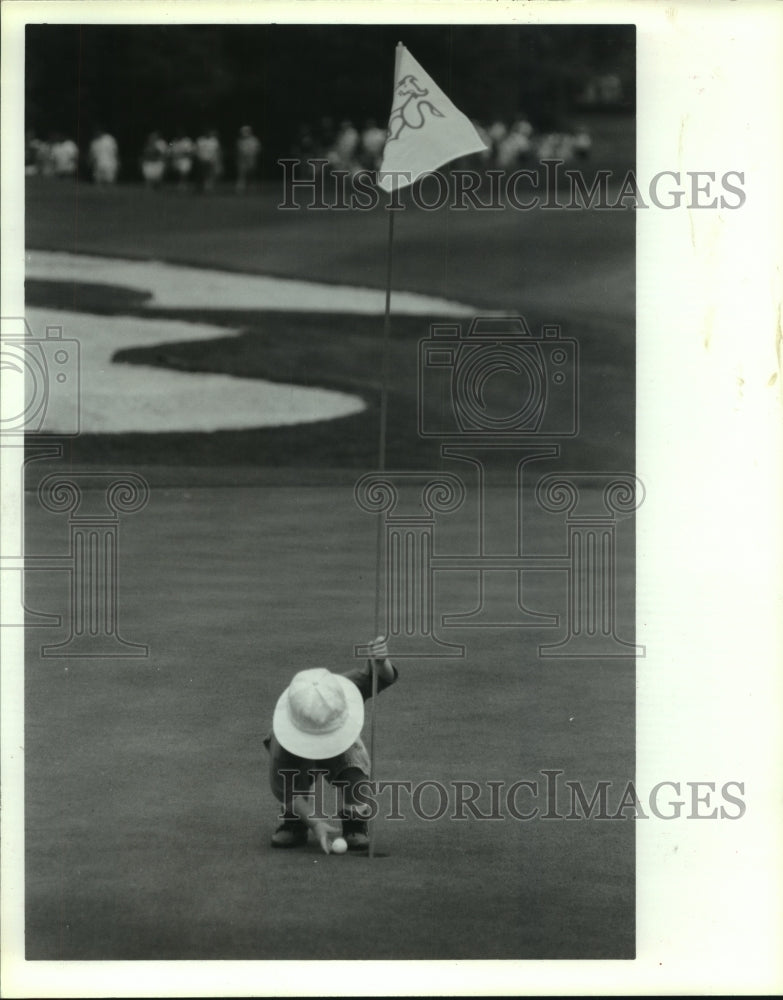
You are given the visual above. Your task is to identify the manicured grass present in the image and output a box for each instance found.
[26,167,635,321]
[25,158,635,471]
[23,155,636,961]
[25,283,634,474]
[25,484,635,959]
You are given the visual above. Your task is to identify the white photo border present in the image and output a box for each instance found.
[2,1,782,996]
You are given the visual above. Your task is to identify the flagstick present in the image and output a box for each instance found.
[373,207,395,633]
[368,40,403,861]
[368,206,396,860]
[364,39,488,858]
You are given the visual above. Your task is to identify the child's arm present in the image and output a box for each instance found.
[291,795,339,854]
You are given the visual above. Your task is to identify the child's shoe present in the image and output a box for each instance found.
[271,817,308,848]
[341,817,369,850]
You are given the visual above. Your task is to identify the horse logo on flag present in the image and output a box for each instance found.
[386,74,445,144]
[378,47,488,192]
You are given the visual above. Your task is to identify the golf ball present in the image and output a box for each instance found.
[331,837,348,855]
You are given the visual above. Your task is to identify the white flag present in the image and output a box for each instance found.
[378,44,488,192]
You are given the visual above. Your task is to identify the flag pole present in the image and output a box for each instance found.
[368,207,393,860]
[369,41,403,860]
[373,206,395,634]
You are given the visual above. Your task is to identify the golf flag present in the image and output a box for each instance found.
[378,44,489,192]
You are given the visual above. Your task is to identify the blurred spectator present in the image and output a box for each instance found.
[536,131,577,162]
[512,116,534,140]
[50,133,79,179]
[580,74,624,108]
[89,128,119,184]
[536,132,560,160]
[284,113,600,176]
[558,133,575,161]
[598,75,623,105]
[235,125,261,193]
[169,130,195,189]
[510,119,532,161]
[195,128,223,192]
[36,135,55,176]
[360,118,386,170]
[496,123,532,170]
[25,130,45,175]
[140,131,167,188]
[487,118,507,166]
[574,126,593,160]
[331,120,360,173]
[487,118,508,149]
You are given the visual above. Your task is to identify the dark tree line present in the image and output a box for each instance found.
[26,23,634,176]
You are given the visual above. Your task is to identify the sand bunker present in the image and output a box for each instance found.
[26,250,478,316]
[21,307,367,433]
[19,252,478,434]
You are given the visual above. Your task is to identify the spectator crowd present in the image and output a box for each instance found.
[25,115,592,189]
[290,115,592,174]
[25,125,263,193]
